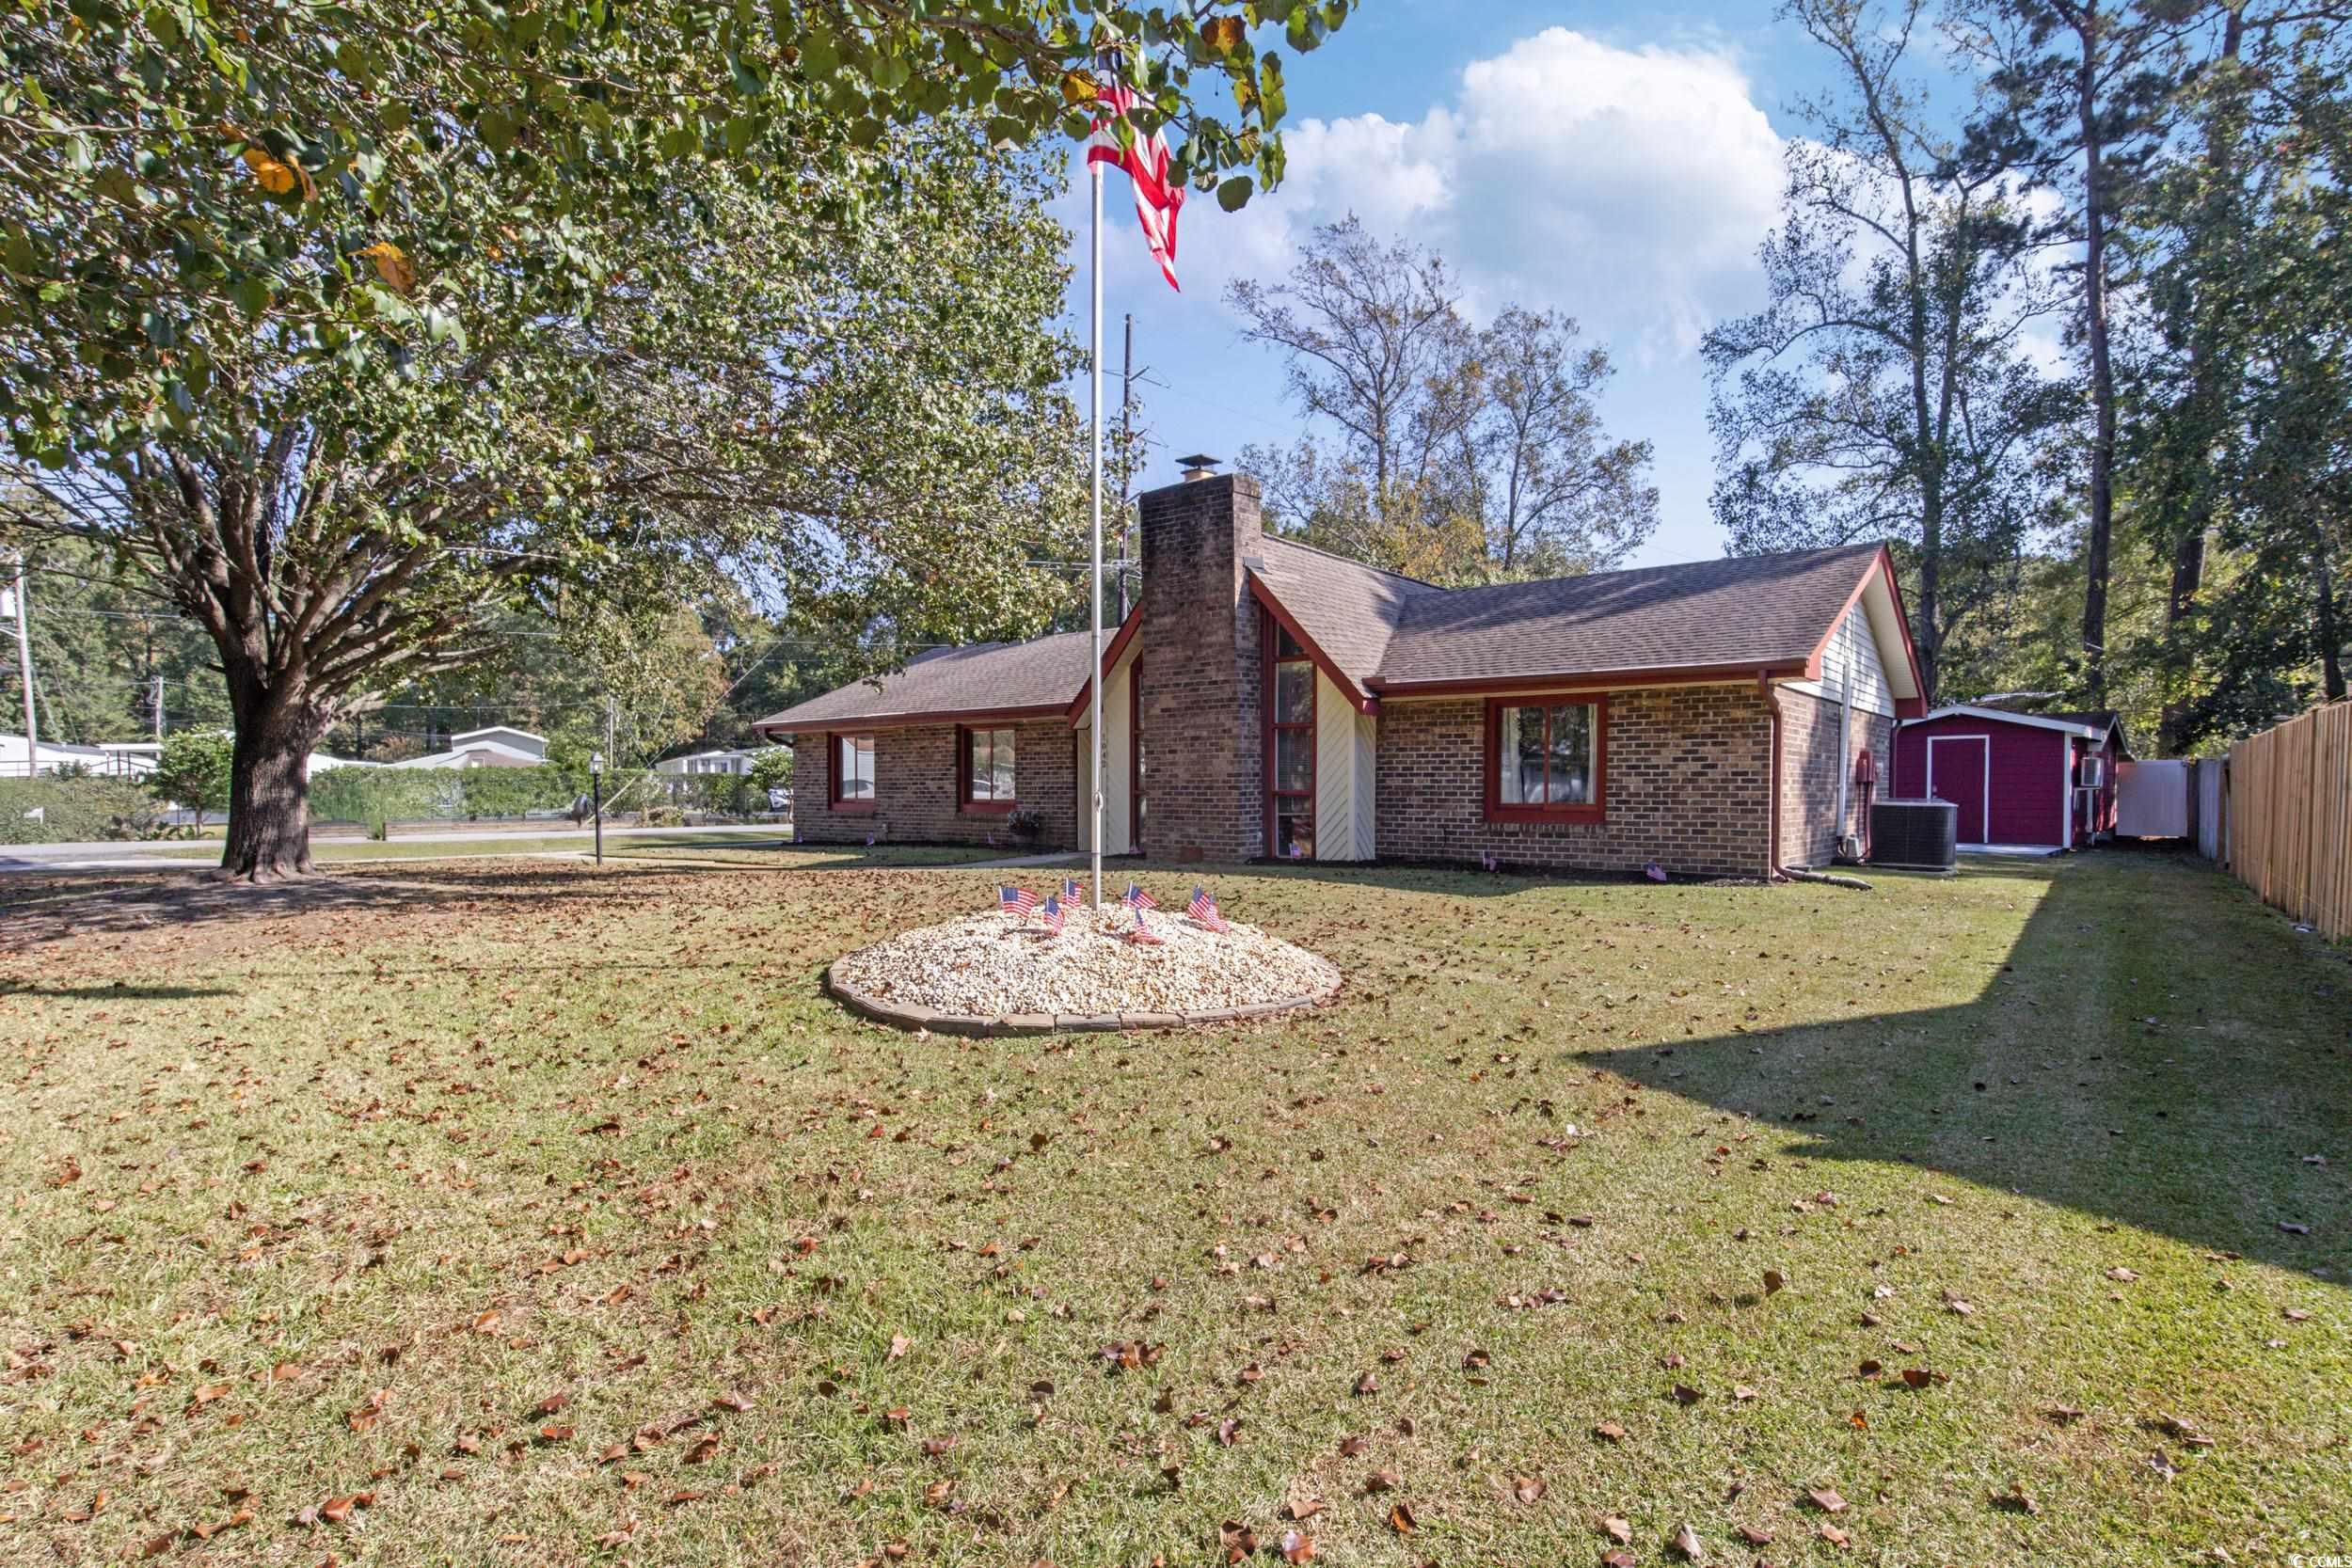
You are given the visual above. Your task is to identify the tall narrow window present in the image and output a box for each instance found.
[960,726,1017,812]
[1265,618,1315,859]
[831,733,876,811]
[1484,698,1606,822]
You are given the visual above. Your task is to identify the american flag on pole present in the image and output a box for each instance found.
[1064,877,1085,908]
[1186,884,1228,932]
[1039,895,1065,936]
[1125,906,1166,945]
[1122,882,1157,913]
[1087,74,1184,291]
[1000,884,1038,920]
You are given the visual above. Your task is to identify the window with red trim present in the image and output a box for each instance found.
[1266,619,1315,858]
[1484,698,1606,822]
[958,725,1017,812]
[829,733,876,812]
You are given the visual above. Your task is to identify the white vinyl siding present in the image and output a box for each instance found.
[1311,670,1375,861]
[1075,641,1138,855]
[1788,602,1896,717]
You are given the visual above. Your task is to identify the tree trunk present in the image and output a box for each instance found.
[2318,546,2346,704]
[216,709,319,881]
[2074,4,2118,707]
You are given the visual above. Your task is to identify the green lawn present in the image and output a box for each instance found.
[0,852,2343,1566]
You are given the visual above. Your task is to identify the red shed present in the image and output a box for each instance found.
[1892,705,2131,850]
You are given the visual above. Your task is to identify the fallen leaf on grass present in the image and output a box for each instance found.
[1900,1368,1949,1389]
[1807,1487,1849,1513]
[1994,1483,2041,1514]
[532,1393,569,1417]
[1738,1522,1774,1544]
[1217,1521,1258,1561]
[1388,1502,1417,1534]
[2106,1267,2139,1282]
[1671,1521,1706,1560]
[1671,1384,1703,1405]
[1278,1528,1315,1563]
[1600,1514,1633,1543]
[1820,1521,1852,1547]
[1763,1268,1787,1295]
[1593,1420,1627,1443]
[1512,1474,1545,1504]
[888,1334,912,1361]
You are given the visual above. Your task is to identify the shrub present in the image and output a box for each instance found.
[147,729,233,819]
[0,775,171,844]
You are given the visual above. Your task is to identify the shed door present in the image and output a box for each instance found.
[1926,735,1990,845]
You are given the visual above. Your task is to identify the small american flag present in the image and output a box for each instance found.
[1064,877,1085,907]
[1039,895,1065,936]
[1480,848,1499,874]
[1187,885,1228,932]
[1126,907,1165,945]
[1122,882,1157,912]
[999,884,1037,920]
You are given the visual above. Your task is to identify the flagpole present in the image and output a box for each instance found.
[1089,148,1106,911]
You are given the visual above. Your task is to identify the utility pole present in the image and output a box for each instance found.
[151,673,165,741]
[8,551,34,764]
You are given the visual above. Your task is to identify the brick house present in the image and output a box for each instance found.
[755,467,1927,878]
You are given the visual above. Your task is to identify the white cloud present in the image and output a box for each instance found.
[1184,27,1789,360]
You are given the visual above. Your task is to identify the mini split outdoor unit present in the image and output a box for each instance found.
[1869,798,1959,872]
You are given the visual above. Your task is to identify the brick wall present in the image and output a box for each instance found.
[788,719,1076,848]
[1375,686,1773,878]
[1776,687,1894,868]
[1136,472,1263,863]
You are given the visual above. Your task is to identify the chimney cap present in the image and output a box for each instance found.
[1177,452,1223,481]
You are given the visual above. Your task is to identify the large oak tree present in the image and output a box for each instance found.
[0,0,1341,878]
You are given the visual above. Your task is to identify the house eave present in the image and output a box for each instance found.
[754,702,1072,740]
[1365,659,1809,700]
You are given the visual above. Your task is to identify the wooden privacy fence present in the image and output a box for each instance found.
[2227,702,2352,939]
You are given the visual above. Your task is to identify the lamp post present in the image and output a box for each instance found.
[590,752,604,865]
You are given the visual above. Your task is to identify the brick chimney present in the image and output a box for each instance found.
[1137,469,1264,862]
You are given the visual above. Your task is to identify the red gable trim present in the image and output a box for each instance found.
[755,702,1068,739]
[1064,599,1147,723]
[1367,660,1806,699]
[1805,545,1927,705]
[1247,575,1378,715]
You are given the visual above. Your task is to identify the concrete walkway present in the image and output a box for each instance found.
[964,850,1086,871]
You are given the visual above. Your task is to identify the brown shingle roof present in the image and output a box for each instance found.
[757,543,1896,731]
[1244,542,1883,690]
[754,632,1093,734]
[1246,535,1439,693]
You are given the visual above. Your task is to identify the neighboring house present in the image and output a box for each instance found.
[386,725,548,769]
[0,734,151,777]
[1893,705,2129,852]
[656,748,761,777]
[753,469,1927,878]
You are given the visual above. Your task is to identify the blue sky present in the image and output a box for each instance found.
[1055,1,1938,568]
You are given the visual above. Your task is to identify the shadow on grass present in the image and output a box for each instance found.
[1577,851,2351,1281]
[0,853,989,953]
[0,978,235,1001]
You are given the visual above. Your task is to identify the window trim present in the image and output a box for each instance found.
[1263,609,1317,858]
[1482,695,1609,823]
[956,723,1019,815]
[827,731,878,815]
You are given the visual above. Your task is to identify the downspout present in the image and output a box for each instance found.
[1758,672,1784,880]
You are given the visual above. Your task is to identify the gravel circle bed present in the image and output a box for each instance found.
[828,909,1341,1033]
